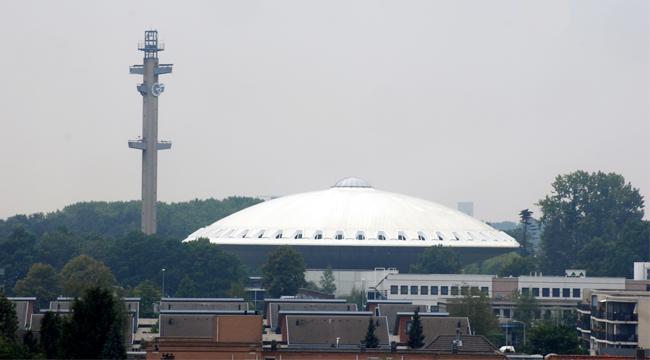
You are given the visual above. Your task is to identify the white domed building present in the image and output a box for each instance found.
[184,177,519,271]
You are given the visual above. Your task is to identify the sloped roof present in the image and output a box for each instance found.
[426,334,497,354]
[285,315,390,348]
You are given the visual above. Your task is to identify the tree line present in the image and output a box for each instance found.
[1,197,259,308]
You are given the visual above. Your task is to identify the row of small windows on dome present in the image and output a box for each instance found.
[206,228,509,242]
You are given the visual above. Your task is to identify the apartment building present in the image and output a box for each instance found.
[577,290,649,356]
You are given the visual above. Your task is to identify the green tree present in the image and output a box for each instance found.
[499,256,536,277]
[319,267,336,295]
[539,171,647,276]
[518,209,533,256]
[0,294,18,343]
[175,275,198,298]
[364,317,379,348]
[407,310,425,348]
[410,245,461,274]
[526,323,583,355]
[13,263,62,309]
[40,312,64,359]
[128,280,160,318]
[262,246,306,297]
[448,290,500,342]
[512,291,539,328]
[101,322,126,360]
[59,255,116,297]
[345,286,367,310]
[22,330,38,355]
[63,287,126,359]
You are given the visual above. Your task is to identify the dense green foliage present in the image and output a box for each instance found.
[518,209,534,257]
[525,323,583,355]
[126,280,161,318]
[64,287,126,359]
[60,255,117,297]
[262,246,306,297]
[319,266,336,295]
[499,255,537,277]
[448,290,501,345]
[40,312,63,359]
[0,293,32,359]
[0,197,261,240]
[410,245,461,274]
[13,263,61,309]
[38,287,128,359]
[363,318,379,348]
[512,291,539,328]
[539,171,648,276]
[0,198,256,298]
[407,310,425,348]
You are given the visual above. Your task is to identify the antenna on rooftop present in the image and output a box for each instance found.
[128,30,173,235]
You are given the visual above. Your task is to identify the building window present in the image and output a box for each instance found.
[493,309,500,316]
[275,231,283,239]
[503,309,511,318]
[410,286,418,295]
[542,288,550,297]
[335,232,344,240]
[521,288,530,296]
[532,288,540,297]
[390,285,398,295]
[436,231,445,240]
[562,288,570,298]
[452,232,461,240]
[418,234,426,241]
[356,232,365,240]
[294,231,303,239]
[400,286,408,295]
[431,286,439,295]
[572,288,581,298]
[377,232,386,240]
[421,286,428,295]
[461,286,469,296]
[471,286,479,295]
[451,286,459,296]
[552,288,560,297]
[398,232,407,241]
[314,231,323,240]
[481,287,489,295]
[441,286,449,295]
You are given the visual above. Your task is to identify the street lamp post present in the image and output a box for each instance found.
[161,268,166,298]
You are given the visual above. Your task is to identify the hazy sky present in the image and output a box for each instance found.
[0,1,648,222]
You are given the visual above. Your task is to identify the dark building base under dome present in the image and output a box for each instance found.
[216,244,516,273]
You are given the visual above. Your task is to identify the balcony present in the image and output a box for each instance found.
[606,312,637,322]
[592,331,638,343]
[576,303,591,312]
[591,311,637,322]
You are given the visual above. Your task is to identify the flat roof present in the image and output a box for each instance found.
[8,297,37,301]
[161,297,245,302]
[280,311,373,316]
[264,298,346,303]
[368,300,412,304]
[159,309,258,315]
[395,312,449,317]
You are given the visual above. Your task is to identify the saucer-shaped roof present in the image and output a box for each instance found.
[184,177,519,249]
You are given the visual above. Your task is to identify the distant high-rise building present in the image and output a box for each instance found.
[457,202,474,216]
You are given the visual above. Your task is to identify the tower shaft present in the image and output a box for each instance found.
[129,30,172,235]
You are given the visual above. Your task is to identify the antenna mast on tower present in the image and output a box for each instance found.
[128,30,173,235]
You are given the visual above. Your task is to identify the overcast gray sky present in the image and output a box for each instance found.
[0,0,648,222]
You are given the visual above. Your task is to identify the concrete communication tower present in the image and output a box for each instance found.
[128,30,173,234]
